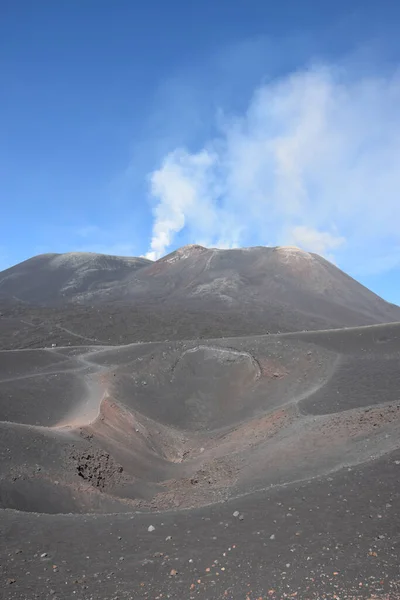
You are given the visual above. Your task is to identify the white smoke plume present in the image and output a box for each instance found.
[146,64,400,273]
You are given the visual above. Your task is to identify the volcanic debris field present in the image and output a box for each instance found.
[1,246,400,599]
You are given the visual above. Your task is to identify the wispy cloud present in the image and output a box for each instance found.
[145,64,400,273]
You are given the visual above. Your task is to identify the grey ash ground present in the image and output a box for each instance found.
[1,246,400,599]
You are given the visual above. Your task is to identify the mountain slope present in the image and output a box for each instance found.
[0,245,399,350]
[91,244,400,326]
[0,252,152,305]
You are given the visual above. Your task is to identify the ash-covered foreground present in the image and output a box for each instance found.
[1,323,400,598]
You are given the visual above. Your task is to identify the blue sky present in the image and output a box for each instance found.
[1,0,400,303]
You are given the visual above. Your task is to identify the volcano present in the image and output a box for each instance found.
[1,246,400,599]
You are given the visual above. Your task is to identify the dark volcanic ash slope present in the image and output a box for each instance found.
[117,244,400,325]
[1,245,400,350]
[0,251,152,305]
[1,324,400,598]
[2,322,400,515]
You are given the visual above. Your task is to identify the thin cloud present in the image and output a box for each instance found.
[145,64,400,273]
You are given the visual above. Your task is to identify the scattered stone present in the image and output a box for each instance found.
[148,525,155,532]
[7,578,16,585]
[270,534,275,540]
[233,511,240,517]
[239,514,244,521]
[41,553,48,558]
[165,536,172,541]
[170,569,178,576]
